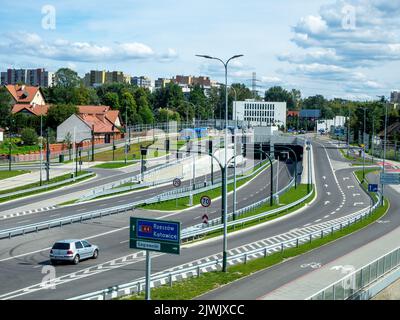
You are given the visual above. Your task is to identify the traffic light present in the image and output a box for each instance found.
[198,143,202,155]
[243,143,247,157]
[208,140,213,154]
[164,139,170,152]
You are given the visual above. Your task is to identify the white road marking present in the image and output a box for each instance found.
[324,201,330,205]
[16,219,31,224]
[49,214,61,218]
[119,240,129,244]
[314,219,322,223]
[347,186,355,189]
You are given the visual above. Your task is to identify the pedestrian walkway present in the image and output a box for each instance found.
[1,162,105,190]
[261,193,400,300]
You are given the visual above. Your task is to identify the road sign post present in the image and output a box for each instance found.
[173,178,181,208]
[200,195,211,226]
[130,217,181,300]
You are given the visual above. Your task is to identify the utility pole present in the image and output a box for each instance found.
[39,113,43,186]
[363,107,366,181]
[46,129,50,182]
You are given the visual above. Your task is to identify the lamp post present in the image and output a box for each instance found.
[196,54,243,272]
[377,96,389,206]
[125,107,128,165]
[39,113,43,186]
[229,86,238,220]
[362,107,367,181]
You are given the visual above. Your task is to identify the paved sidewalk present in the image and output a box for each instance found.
[261,193,400,300]
[0,162,105,190]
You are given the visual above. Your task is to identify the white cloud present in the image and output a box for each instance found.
[295,15,328,35]
[0,31,178,63]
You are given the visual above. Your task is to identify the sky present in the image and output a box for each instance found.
[0,0,399,100]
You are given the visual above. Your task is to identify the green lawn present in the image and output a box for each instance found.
[0,171,95,203]
[0,170,30,180]
[92,162,135,169]
[92,141,165,162]
[125,174,388,300]
[139,163,270,211]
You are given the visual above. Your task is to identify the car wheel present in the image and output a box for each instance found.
[73,255,80,265]
[92,249,99,259]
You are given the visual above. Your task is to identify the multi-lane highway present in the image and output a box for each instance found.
[0,135,388,301]
[0,152,292,299]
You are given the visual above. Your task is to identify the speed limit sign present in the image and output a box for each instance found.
[173,178,181,188]
[200,195,211,208]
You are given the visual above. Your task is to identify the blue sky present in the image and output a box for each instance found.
[0,0,399,100]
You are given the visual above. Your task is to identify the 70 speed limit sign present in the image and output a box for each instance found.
[200,195,211,208]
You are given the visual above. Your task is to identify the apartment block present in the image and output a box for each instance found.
[131,76,152,90]
[0,68,55,87]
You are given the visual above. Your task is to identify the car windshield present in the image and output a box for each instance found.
[52,242,70,250]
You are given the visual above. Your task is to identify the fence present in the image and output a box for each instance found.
[307,225,400,300]
[0,160,274,239]
[0,172,94,201]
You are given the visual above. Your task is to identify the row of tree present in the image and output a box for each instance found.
[0,68,396,145]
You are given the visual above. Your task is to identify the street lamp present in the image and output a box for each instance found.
[196,54,243,272]
[229,85,239,220]
[377,96,389,206]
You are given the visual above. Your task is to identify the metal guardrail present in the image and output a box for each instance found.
[182,177,295,237]
[307,199,397,301]
[0,172,94,200]
[0,160,272,239]
[79,154,192,201]
[70,189,381,301]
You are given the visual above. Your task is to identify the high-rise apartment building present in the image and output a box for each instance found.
[391,91,400,104]
[154,78,171,90]
[84,70,131,87]
[0,68,54,87]
[131,76,152,90]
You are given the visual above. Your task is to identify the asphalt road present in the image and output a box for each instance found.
[197,141,392,300]
[0,155,293,299]
[0,137,367,300]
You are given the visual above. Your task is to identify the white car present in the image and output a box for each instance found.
[50,239,99,265]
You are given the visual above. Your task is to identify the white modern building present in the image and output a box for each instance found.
[234,100,287,128]
[317,116,347,133]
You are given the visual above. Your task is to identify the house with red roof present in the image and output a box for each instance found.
[56,105,122,144]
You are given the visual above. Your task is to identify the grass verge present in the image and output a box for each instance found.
[91,162,135,169]
[0,170,30,180]
[0,171,94,203]
[124,169,388,300]
[125,196,388,300]
[139,162,269,211]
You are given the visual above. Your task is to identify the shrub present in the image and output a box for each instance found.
[21,128,38,146]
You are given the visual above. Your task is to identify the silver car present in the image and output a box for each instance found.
[50,239,99,265]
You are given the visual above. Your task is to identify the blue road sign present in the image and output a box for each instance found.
[130,217,180,254]
[368,184,378,192]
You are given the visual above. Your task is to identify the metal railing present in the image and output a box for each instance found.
[70,189,381,301]
[307,212,400,300]
[0,160,273,239]
[0,172,94,200]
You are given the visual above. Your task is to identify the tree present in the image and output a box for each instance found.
[0,87,12,128]
[119,92,137,124]
[265,86,290,102]
[46,104,78,129]
[137,96,154,124]
[21,128,38,146]
[102,92,120,110]
[55,68,81,88]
